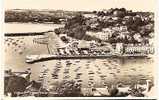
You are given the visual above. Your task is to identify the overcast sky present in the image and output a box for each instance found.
[5,0,155,12]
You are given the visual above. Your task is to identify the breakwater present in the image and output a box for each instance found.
[5,30,54,37]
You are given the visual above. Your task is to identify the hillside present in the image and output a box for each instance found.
[54,8,154,44]
[5,9,89,23]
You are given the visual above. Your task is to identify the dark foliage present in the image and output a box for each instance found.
[55,80,82,97]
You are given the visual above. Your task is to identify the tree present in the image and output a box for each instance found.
[55,80,82,97]
[60,36,69,43]
[65,14,85,29]
[113,10,126,18]
[5,76,29,97]
[93,11,97,14]
[54,28,61,35]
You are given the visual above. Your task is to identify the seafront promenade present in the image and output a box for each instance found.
[25,53,148,63]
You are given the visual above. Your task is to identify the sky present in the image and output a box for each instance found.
[5,0,155,12]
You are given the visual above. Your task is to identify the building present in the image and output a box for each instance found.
[86,29,113,41]
[77,40,91,49]
[83,14,98,18]
[124,44,154,54]
[112,27,120,31]
[120,26,128,32]
[133,33,142,42]
[115,43,124,55]
[57,41,80,55]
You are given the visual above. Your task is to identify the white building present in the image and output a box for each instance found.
[125,44,154,54]
[120,26,128,32]
[86,29,113,41]
[115,43,124,54]
[83,14,98,18]
[133,33,142,42]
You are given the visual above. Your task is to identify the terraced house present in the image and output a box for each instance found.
[124,44,154,55]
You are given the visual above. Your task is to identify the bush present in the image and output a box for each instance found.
[55,80,82,97]
[5,76,29,97]
[60,36,69,43]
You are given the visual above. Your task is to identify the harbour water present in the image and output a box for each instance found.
[4,23,155,88]
[5,23,63,33]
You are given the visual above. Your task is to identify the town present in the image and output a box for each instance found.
[25,8,154,63]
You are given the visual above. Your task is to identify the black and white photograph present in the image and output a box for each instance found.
[3,0,157,98]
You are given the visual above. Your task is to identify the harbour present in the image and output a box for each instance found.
[4,23,154,85]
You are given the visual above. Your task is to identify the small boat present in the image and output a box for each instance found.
[88,71,95,74]
[77,80,83,82]
[75,60,80,63]
[77,73,82,75]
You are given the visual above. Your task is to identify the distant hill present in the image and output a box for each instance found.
[5,9,91,23]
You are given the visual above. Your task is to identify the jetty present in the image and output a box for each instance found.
[5,30,54,37]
